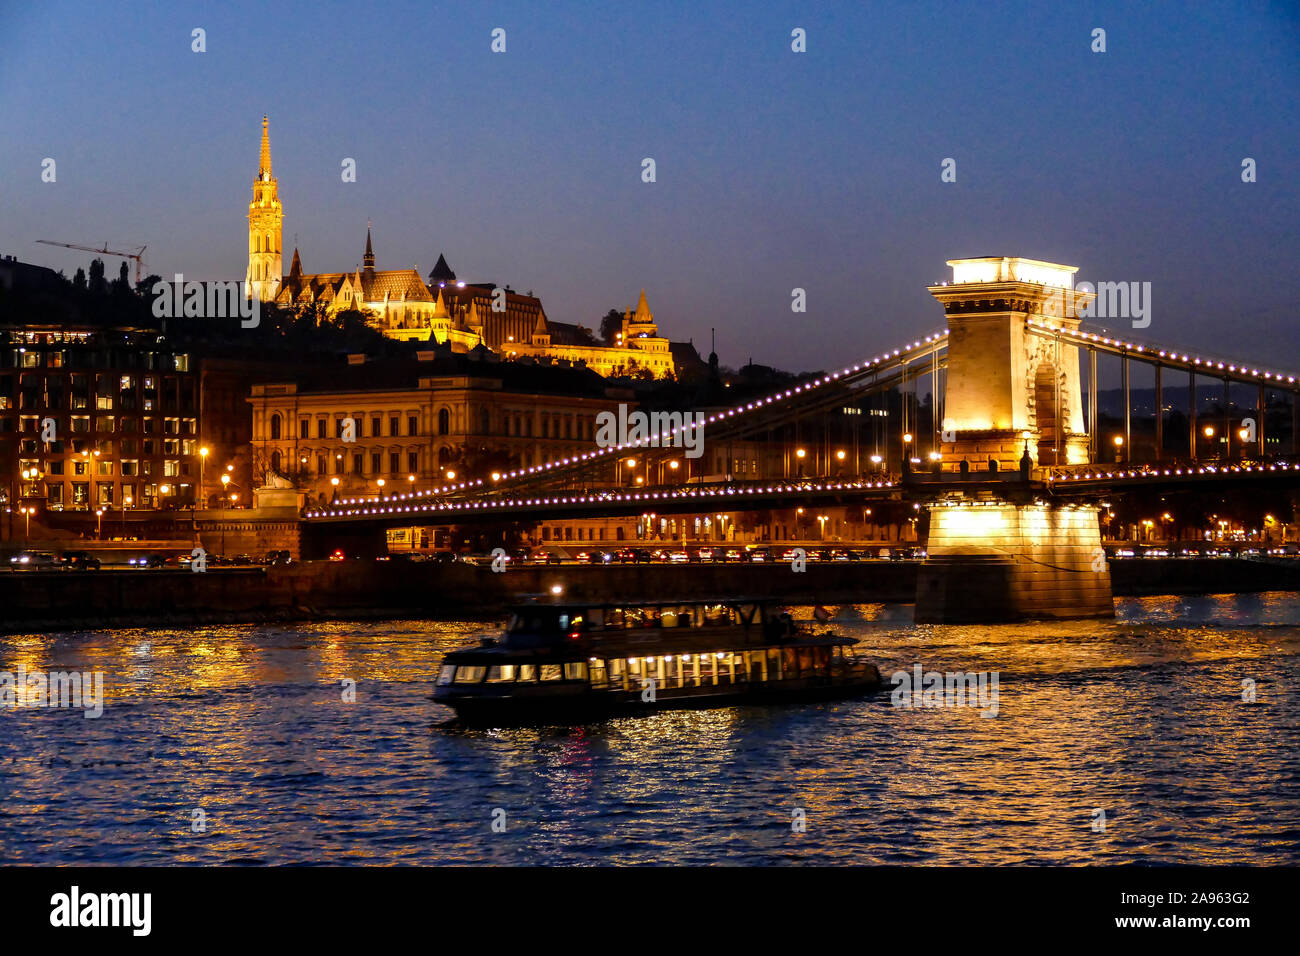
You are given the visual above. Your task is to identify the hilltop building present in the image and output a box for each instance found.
[246,117,675,378]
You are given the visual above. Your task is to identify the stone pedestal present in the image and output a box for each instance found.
[915,501,1113,622]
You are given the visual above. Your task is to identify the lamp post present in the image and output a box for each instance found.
[1203,424,1216,461]
[1113,435,1125,464]
[95,508,104,539]
[199,446,209,509]
[220,473,230,508]
[20,505,36,544]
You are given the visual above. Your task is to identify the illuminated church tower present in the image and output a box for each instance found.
[246,115,283,301]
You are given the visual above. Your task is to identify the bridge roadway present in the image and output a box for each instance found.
[302,458,1300,531]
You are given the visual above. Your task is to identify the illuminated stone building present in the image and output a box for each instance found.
[247,352,632,508]
[247,117,675,378]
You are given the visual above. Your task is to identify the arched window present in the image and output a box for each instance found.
[271,450,282,473]
[266,232,272,254]
[438,408,450,435]
[270,413,282,440]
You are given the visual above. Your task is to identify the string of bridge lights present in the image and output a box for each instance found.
[1025,319,1300,384]
[1047,461,1300,483]
[308,479,898,520]
[305,330,949,520]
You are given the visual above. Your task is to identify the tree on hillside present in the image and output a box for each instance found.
[599,309,622,345]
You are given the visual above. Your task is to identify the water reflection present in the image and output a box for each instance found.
[0,597,1296,864]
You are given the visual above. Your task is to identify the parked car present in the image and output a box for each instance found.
[61,550,102,571]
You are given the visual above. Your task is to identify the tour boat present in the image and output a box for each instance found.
[433,597,883,725]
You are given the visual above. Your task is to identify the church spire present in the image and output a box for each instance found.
[363,223,375,275]
[259,115,272,177]
[247,114,283,302]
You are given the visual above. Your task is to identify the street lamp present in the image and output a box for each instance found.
[1113,434,1125,463]
[220,473,230,508]
[199,446,209,508]
[95,508,104,538]
[20,504,36,543]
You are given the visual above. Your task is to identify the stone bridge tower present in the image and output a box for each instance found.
[928,257,1095,468]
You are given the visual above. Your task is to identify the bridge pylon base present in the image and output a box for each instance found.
[915,501,1113,623]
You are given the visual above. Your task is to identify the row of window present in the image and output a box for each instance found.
[0,375,192,412]
[438,646,839,689]
[3,415,196,435]
[19,457,186,478]
[273,449,421,477]
[270,414,422,441]
[34,480,181,508]
[2,351,189,371]
[265,409,604,441]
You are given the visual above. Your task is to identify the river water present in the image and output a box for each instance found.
[2,594,1297,865]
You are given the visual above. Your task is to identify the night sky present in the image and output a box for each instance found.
[1,0,1297,372]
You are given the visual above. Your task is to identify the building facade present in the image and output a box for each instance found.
[0,324,200,513]
[248,354,631,507]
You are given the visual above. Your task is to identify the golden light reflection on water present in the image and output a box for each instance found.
[1,597,1297,864]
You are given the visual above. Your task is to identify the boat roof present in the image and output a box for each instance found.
[445,632,856,662]
[506,596,797,612]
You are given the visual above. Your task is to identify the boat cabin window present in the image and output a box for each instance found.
[486,665,518,683]
[453,665,486,684]
[507,610,584,637]
[563,662,588,681]
[518,665,537,682]
[437,665,455,686]
[540,664,563,681]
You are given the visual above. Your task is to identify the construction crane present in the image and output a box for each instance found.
[36,240,148,284]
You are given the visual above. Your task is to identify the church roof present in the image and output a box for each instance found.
[429,253,456,282]
[278,268,433,304]
[632,288,654,324]
[259,115,272,177]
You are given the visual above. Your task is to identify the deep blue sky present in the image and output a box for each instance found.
[2,0,1297,371]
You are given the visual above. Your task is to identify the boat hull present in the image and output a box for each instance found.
[436,674,883,727]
